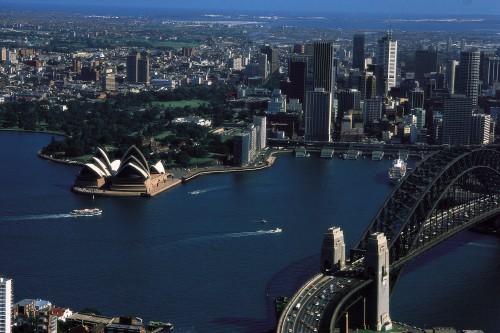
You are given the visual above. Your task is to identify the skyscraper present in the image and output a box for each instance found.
[127,51,150,84]
[126,51,140,83]
[313,41,335,94]
[414,50,437,83]
[363,96,383,126]
[261,45,279,73]
[0,276,12,333]
[352,33,365,70]
[377,33,398,95]
[337,89,361,124]
[409,86,425,110]
[305,88,332,142]
[442,95,473,145]
[258,53,268,79]
[446,60,459,94]
[456,50,480,106]
[287,57,307,104]
[138,51,150,84]
[471,114,491,144]
[253,116,267,151]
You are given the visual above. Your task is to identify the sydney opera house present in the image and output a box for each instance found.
[73,145,177,196]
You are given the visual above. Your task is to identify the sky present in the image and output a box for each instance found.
[3,0,500,16]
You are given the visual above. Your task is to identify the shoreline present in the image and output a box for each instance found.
[37,147,282,197]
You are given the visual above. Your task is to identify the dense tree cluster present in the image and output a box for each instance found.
[0,85,235,166]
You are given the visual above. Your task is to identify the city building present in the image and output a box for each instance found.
[409,86,425,110]
[101,74,116,92]
[313,41,335,94]
[446,60,459,94]
[377,32,398,94]
[442,95,473,145]
[253,116,267,151]
[456,50,480,106]
[287,57,307,104]
[261,45,279,74]
[363,96,383,127]
[267,89,286,114]
[258,53,268,80]
[414,50,438,83]
[233,132,251,166]
[337,89,361,124]
[352,33,365,70]
[471,114,491,144]
[126,51,150,84]
[0,276,12,333]
[304,88,332,142]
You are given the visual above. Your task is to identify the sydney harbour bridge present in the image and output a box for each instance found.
[277,146,500,333]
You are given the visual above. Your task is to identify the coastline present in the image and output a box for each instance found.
[37,146,282,197]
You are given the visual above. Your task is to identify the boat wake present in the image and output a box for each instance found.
[225,228,282,238]
[0,213,74,221]
[188,186,225,195]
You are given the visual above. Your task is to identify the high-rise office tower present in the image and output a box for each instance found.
[288,57,307,104]
[442,95,473,145]
[471,114,491,144]
[258,53,268,79]
[446,60,459,94]
[352,33,365,70]
[412,108,426,130]
[261,45,280,73]
[126,52,140,83]
[138,51,150,84]
[409,86,425,110]
[337,89,361,124]
[0,276,12,333]
[480,51,500,87]
[253,116,267,151]
[377,33,398,95]
[456,50,480,106]
[313,41,335,94]
[363,96,383,126]
[305,88,332,142]
[414,50,437,83]
[127,51,149,84]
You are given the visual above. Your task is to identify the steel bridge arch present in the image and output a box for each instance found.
[325,147,500,329]
[352,147,500,271]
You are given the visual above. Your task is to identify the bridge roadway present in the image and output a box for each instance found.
[278,194,500,333]
[278,261,371,333]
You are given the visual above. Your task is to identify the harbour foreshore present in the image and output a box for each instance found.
[38,149,281,197]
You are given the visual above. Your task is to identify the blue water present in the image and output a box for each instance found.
[0,131,499,332]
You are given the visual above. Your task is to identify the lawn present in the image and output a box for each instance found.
[152,99,208,108]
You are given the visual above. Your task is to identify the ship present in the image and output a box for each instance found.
[271,227,282,233]
[70,208,102,216]
[388,158,407,184]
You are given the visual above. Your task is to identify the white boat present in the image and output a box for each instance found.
[70,208,102,216]
[388,158,407,184]
[271,227,282,233]
[260,219,268,223]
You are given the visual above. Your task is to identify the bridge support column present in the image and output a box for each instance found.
[364,232,392,331]
[320,227,345,273]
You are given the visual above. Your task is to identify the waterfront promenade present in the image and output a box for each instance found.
[39,149,279,197]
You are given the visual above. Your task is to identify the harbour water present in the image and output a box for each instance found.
[0,131,499,332]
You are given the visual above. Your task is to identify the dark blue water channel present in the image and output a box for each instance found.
[0,131,498,332]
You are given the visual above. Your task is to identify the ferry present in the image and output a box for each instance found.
[388,158,407,184]
[70,208,102,216]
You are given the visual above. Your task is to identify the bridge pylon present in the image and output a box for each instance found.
[364,232,393,331]
[320,227,345,273]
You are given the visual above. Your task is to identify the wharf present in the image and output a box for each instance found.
[320,147,335,158]
[372,151,384,160]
